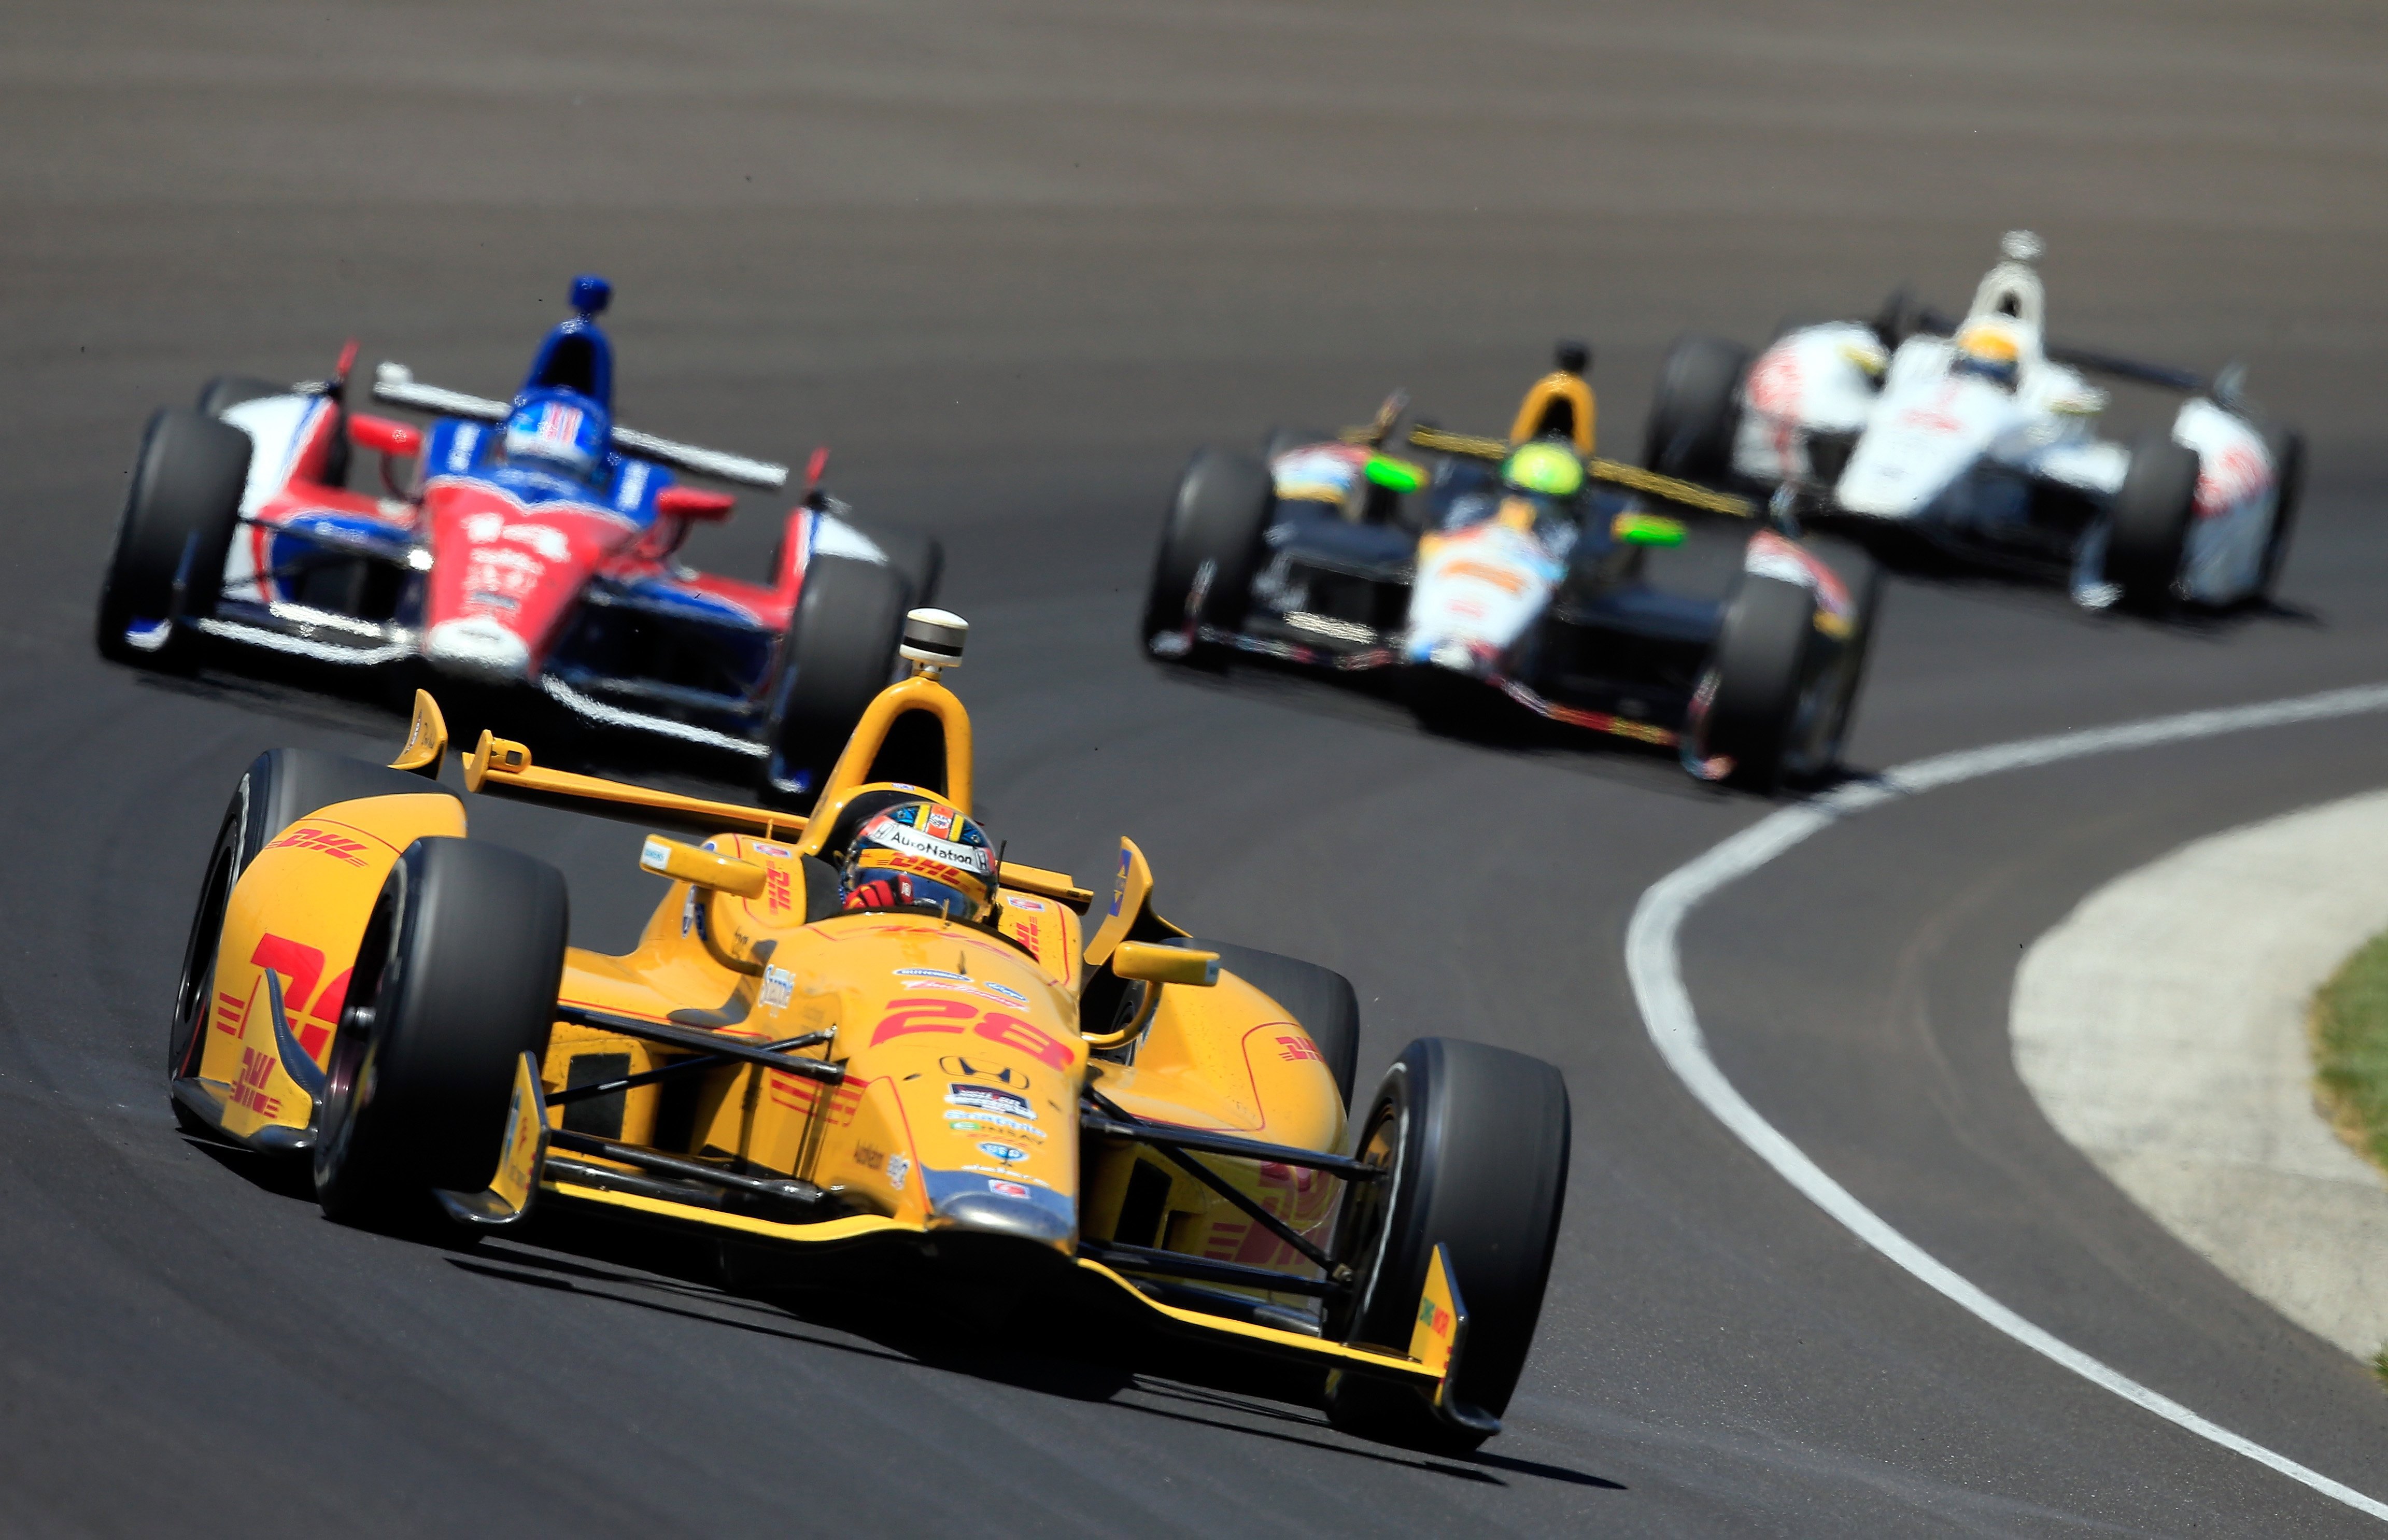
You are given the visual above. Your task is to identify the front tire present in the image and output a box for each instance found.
[1644,336,1750,482]
[96,407,250,668]
[761,554,910,809]
[1689,573,1818,793]
[1325,1038,1571,1453]
[168,750,462,1123]
[1142,449,1275,662]
[313,838,567,1225]
[2106,434,2201,612]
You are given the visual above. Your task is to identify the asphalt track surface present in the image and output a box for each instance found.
[7,3,2388,1534]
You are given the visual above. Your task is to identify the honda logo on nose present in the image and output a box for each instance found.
[939,1056,1028,1089]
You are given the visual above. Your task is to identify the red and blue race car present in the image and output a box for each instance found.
[95,275,939,807]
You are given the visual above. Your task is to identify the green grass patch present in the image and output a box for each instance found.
[2309,929,2388,1174]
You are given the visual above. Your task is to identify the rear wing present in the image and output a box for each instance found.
[1401,425,1756,518]
[372,362,788,489]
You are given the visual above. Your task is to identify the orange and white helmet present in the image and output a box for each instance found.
[839,797,994,922]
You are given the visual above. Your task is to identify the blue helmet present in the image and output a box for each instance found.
[502,387,609,480]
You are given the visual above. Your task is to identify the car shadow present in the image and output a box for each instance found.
[436,1228,1628,1492]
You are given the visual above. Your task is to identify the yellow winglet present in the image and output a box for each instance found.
[1410,1242,1503,1437]
[435,1051,549,1228]
[389,689,448,778]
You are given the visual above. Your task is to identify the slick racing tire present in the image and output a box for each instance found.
[2106,434,2202,612]
[2257,427,2306,602]
[167,750,460,1109]
[95,406,250,668]
[1325,1038,1571,1454]
[1141,448,1275,665]
[1643,335,1750,483]
[761,554,910,810]
[1180,939,1361,1108]
[1776,535,1882,784]
[313,837,567,1226]
[1693,573,1822,794]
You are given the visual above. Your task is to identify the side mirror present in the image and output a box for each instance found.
[638,835,767,899]
[656,486,737,521]
[349,413,421,457]
[1111,942,1219,987]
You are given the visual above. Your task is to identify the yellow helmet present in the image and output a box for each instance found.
[1953,321,2023,387]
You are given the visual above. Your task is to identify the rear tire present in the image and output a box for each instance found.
[96,407,251,668]
[2257,427,2306,601]
[761,555,909,809]
[1644,336,1750,482]
[169,751,462,1132]
[1692,573,1818,793]
[2106,434,2201,612]
[313,838,567,1225]
[1182,940,1361,1108]
[1325,1038,1571,1453]
[1142,449,1275,662]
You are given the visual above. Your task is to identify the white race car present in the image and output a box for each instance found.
[1642,232,2304,611]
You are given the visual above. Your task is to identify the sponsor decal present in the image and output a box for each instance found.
[866,821,991,874]
[1011,917,1043,955]
[977,1141,1028,1164]
[1277,1034,1324,1064]
[894,967,1027,1007]
[940,1056,1029,1089]
[2195,440,2269,519]
[265,826,371,867]
[1417,1297,1454,1340]
[764,868,794,913]
[946,1083,1035,1121]
[945,1110,1044,1140]
[925,804,957,839]
[886,1153,910,1191]
[1109,848,1131,916]
[752,841,794,859]
[680,886,702,939]
[759,966,795,1010]
[231,1044,281,1117]
[872,1000,1073,1068]
[213,987,252,1037]
[987,1178,1031,1199]
[1002,894,1047,912]
[246,934,347,1058]
[853,1142,885,1172]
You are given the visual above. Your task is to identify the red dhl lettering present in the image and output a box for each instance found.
[213,986,253,1036]
[1277,1034,1322,1064]
[230,1045,282,1118]
[764,868,793,913]
[264,826,371,867]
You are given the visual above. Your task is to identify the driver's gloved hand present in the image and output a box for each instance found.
[842,878,901,912]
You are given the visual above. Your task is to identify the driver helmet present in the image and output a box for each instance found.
[1501,439,1586,499]
[840,797,994,922]
[1951,321,2023,389]
[501,387,609,481]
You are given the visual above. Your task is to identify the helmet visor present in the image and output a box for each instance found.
[842,851,991,922]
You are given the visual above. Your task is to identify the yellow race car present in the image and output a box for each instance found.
[165,609,1572,1452]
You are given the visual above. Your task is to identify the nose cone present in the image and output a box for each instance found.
[922,1168,1075,1253]
[423,616,533,683]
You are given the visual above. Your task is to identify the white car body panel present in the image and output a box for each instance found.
[1403,521,1562,668]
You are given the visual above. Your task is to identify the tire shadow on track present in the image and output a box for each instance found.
[425,1222,1631,1495]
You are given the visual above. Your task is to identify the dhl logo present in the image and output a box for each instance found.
[264,825,371,867]
[1277,1034,1323,1064]
[231,1044,282,1117]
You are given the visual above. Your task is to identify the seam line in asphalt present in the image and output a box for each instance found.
[1624,681,2388,1523]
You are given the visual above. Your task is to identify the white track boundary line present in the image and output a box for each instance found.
[1625,682,2388,1522]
